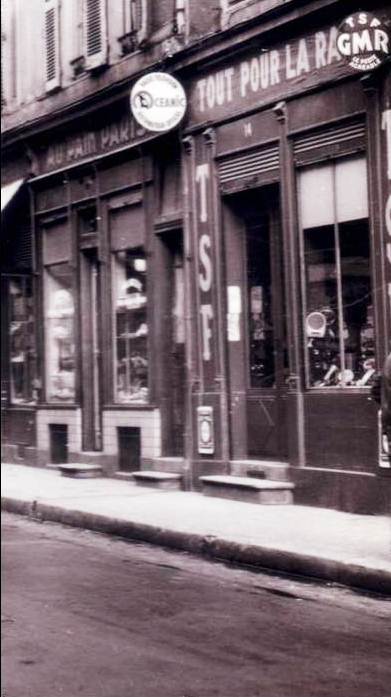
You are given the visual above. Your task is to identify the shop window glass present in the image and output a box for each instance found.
[298,156,375,388]
[246,218,275,388]
[9,277,36,404]
[44,264,75,402]
[112,249,148,403]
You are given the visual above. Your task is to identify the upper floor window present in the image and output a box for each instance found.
[119,0,148,56]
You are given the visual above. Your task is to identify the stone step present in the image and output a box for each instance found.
[200,475,294,505]
[230,460,291,482]
[131,471,183,490]
[58,463,103,478]
[113,471,134,481]
[151,457,185,473]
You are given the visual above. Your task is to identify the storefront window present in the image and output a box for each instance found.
[298,156,375,388]
[44,264,76,402]
[246,218,275,388]
[112,249,148,403]
[9,276,36,404]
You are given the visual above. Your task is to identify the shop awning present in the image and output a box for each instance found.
[1,178,25,212]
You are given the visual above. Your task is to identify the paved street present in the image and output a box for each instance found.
[2,513,391,697]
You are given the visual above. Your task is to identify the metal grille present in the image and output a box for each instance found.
[294,122,366,155]
[86,0,102,56]
[218,145,279,184]
[45,7,56,82]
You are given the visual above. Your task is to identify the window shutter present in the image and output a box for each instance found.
[293,121,366,166]
[84,0,107,69]
[45,0,60,91]
[217,143,280,194]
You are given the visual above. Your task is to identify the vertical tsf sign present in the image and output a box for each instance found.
[196,162,214,363]
[382,107,391,349]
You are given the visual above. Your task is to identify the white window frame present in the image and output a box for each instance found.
[44,0,61,92]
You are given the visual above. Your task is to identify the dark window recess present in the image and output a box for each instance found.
[49,424,68,464]
[117,427,141,471]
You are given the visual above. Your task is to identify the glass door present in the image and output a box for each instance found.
[244,191,287,459]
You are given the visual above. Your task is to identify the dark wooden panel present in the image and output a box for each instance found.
[35,182,67,212]
[247,395,278,458]
[216,111,279,156]
[109,204,145,251]
[2,409,36,446]
[304,393,378,471]
[99,157,147,195]
[289,81,365,134]
[43,219,70,264]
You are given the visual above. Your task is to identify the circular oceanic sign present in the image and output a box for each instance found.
[337,12,390,72]
[130,72,187,132]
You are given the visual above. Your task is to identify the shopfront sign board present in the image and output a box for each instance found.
[37,114,149,176]
[186,17,389,127]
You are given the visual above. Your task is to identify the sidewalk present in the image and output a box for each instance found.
[2,463,391,594]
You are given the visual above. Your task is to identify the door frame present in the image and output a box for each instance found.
[224,185,288,461]
[79,244,102,452]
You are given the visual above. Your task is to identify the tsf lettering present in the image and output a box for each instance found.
[196,163,214,362]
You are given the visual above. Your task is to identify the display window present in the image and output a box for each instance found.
[112,248,148,403]
[44,263,76,402]
[8,276,36,405]
[298,156,375,388]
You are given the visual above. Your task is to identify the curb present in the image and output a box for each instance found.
[2,496,391,596]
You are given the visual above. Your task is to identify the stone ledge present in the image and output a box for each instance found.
[131,471,183,490]
[200,475,294,491]
[58,463,103,478]
[200,475,294,505]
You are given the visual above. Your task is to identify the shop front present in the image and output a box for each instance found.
[1,166,38,464]
[182,7,391,512]
[1,95,186,475]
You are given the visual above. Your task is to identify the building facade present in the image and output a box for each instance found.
[1,0,390,514]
